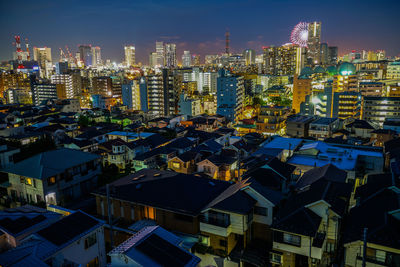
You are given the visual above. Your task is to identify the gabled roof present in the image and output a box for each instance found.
[345,119,375,130]
[203,154,236,166]
[212,190,256,215]
[296,164,347,189]
[272,207,322,237]
[343,187,400,249]
[174,151,199,162]
[2,148,100,179]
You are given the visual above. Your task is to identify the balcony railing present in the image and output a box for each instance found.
[199,215,230,228]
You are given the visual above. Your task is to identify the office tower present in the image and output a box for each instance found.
[328,46,338,65]
[216,69,244,122]
[182,51,191,67]
[192,55,200,66]
[293,75,312,113]
[146,69,180,116]
[149,52,157,67]
[5,89,32,104]
[33,47,52,70]
[78,45,92,67]
[243,49,256,65]
[124,45,136,67]
[55,62,68,74]
[165,43,177,68]
[307,21,322,65]
[155,41,165,67]
[320,43,328,65]
[362,97,400,126]
[91,46,101,66]
[122,80,140,110]
[51,74,75,99]
[263,44,298,76]
[92,76,112,96]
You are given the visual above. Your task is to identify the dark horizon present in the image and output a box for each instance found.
[1,0,400,64]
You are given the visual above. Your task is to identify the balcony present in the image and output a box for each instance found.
[199,215,232,237]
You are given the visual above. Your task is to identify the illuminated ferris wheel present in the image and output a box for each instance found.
[291,22,309,47]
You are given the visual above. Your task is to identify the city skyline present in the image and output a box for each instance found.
[1,0,400,63]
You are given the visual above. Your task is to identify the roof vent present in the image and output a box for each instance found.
[153,173,161,177]
[209,181,215,186]
[132,174,145,181]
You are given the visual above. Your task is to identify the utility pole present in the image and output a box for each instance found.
[362,228,368,267]
[106,184,114,249]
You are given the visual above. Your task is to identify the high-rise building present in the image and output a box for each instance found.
[55,62,68,74]
[51,74,75,99]
[192,55,200,66]
[149,52,157,68]
[320,43,328,65]
[91,46,101,66]
[293,75,312,113]
[139,77,148,112]
[92,76,112,97]
[387,61,400,79]
[122,80,140,110]
[243,49,256,65]
[216,69,244,122]
[362,97,400,126]
[328,46,338,65]
[182,51,191,67]
[165,43,177,68]
[78,45,92,67]
[333,63,358,92]
[263,44,300,76]
[155,41,165,67]
[33,47,52,70]
[124,45,136,67]
[30,80,57,106]
[146,69,180,116]
[307,21,322,65]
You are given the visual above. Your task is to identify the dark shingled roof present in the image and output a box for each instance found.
[37,211,100,246]
[0,215,46,235]
[94,169,234,216]
[272,207,322,237]
[212,190,256,215]
[296,164,347,189]
[343,188,400,249]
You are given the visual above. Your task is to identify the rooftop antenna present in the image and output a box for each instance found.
[225,29,230,55]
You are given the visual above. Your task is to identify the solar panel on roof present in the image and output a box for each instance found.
[136,234,192,267]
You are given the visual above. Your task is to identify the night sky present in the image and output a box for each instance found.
[1,0,399,64]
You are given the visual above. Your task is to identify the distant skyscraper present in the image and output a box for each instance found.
[91,46,101,66]
[307,21,322,65]
[192,55,200,66]
[243,49,256,65]
[320,43,328,65]
[217,69,244,122]
[165,43,177,67]
[182,51,192,67]
[33,47,52,69]
[149,52,157,67]
[78,45,92,67]
[155,41,165,67]
[263,44,299,76]
[124,45,136,67]
[328,46,338,65]
[55,62,68,75]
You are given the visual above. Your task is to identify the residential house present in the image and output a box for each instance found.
[3,148,101,205]
[0,211,106,267]
[108,226,201,267]
[285,115,316,138]
[0,143,20,169]
[343,173,400,267]
[197,154,238,181]
[309,118,341,140]
[168,151,201,174]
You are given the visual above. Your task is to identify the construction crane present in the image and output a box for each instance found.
[14,35,24,69]
[59,47,67,61]
[65,45,77,64]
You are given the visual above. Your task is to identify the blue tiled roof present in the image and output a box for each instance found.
[2,148,100,179]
